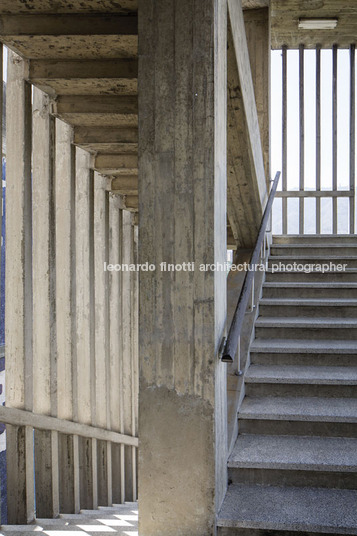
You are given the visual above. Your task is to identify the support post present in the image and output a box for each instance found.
[5,49,34,525]
[75,147,94,509]
[122,210,134,501]
[56,118,76,513]
[32,87,57,518]
[138,0,227,533]
[93,173,110,506]
[108,195,123,504]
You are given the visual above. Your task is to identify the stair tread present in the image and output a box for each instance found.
[272,244,357,249]
[260,298,357,306]
[268,255,357,259]
[229,434,357,471]
[217,483,357,533]
[273,234,357,238]
[239,396,357,422]
[251,338,357,353]
[255,317,357,328]
[245,365,357,384]
[265,268,357,272]
[264,282,357,287]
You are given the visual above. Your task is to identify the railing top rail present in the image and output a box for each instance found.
[222,171,281,363]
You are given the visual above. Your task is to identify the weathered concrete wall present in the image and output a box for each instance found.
[138,0,227,534]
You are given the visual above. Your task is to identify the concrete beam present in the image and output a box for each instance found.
[53,95,138,115]
[226,0,268,248]
[124,195,138,212]
[0,14,138,36]
[93,154,138,175]
[228,0,267,204]
[74,128,138,154]
[74,127,138,145]
[29,59,138,80]
[111,176,138,195]
[244,7,270,185]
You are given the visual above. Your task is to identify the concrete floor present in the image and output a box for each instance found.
[0,504,138,536]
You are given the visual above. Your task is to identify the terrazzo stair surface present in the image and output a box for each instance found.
[218,234,357,535]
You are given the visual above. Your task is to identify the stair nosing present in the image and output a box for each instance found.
[228,434,357,473]
[259,298,357,306]
[239,395,357,422]
[263,282,357,287]
[245,365,357,385]
[217,484,357,534]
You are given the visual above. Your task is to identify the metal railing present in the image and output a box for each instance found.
[275,44,355,234]
[221,171,281,367]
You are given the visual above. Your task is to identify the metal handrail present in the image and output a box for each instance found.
[222,171,281,364]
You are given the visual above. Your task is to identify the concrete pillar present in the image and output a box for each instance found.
[32,87,57,518]
[122,210,135,501]
[93,172,110,506]
[75,147,94,509]
[131,222,139,499]
[108,194,123,504]
[138,1,227,534]
[55,118,77,513]
[5,50,34,524]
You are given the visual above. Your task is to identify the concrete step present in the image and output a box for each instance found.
[265,268,357,282]
[262,282,357,299]
[229,434,357,472]
[250,338,357,354]
[245,365,357,385]
[255,317,357,340]
[273,234,357,245]
[271,244,357,257]
[239,417,357,438]
[239,396,357,423]
[259,298,357,318]
[228,434,357,489]
[251,350,357,367]
[267,256,357,269]
[217,483,357,534]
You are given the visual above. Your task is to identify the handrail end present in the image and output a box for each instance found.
[221,353,234,363]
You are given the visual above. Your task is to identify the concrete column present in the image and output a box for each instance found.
[138,1,227,534]
[122,210,135,501]
[108,194,123,504]
[5,50,34,524]
[131,222,139,500]
[55,118,76,512]
[32,87,57,518]
[75,147,94,509]
[93,172,110,506]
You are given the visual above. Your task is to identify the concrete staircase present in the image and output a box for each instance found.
[218,235,357,535]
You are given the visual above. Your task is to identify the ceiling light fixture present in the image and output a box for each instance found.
[298,18,338,30]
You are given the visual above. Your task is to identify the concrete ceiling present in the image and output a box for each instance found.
[271,0,357,49]
[0,0,268,13]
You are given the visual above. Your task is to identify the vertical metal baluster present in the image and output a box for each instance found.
[282,46,288,234]
[350,44,355,234]
[299,44,305,234]
[332,45,338,234]
[316,45,321,234]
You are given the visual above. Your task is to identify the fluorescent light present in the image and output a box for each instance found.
[298,18,338,30]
